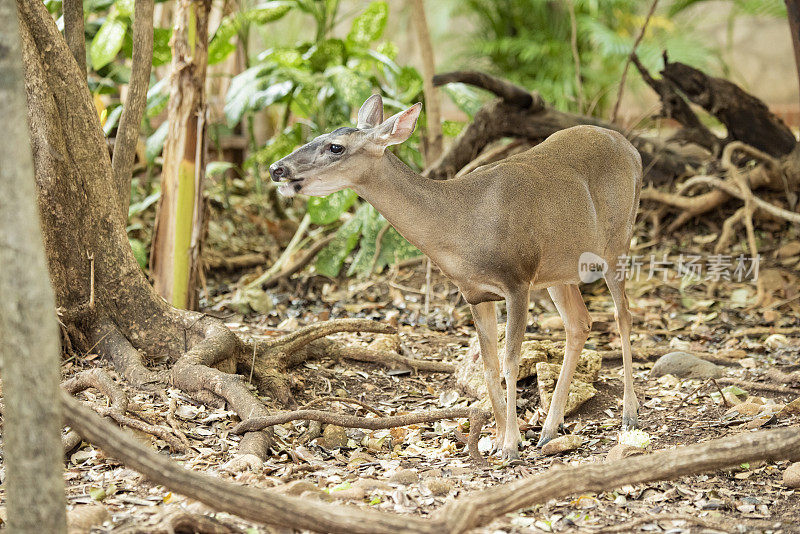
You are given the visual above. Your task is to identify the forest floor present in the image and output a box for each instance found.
[50,199,800,533]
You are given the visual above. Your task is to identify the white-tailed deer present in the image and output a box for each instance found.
[270,95,642,461]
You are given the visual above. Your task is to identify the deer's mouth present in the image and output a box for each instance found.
[277,177,304,196]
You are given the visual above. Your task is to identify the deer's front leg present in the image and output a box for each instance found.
[470,301,507,451]
[501,289,528,461]
[538,284,592,447]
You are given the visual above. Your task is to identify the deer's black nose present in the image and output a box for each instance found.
[269,164,290,182]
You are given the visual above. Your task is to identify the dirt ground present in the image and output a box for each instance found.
[47,228,800,533]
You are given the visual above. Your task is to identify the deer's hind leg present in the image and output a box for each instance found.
[538,284,592,447]
[470,301,508,451]
[604,274,638,430]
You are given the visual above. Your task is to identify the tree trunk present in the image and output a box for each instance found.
[150,0,211,310]
[0,3,66,531]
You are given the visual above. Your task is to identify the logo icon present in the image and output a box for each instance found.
[578,252,608,283]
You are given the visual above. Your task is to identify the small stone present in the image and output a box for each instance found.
[606,444,645,462]
[541,434,583,456]
[424,477,453,496]
[321,425,348,449]
[765,334,789,350]
[368,334,401,353]
[739,357,758,369]
[389,468,419,485]
[650,352,724,379]
[783,462,800,488]
[724,403,765,418]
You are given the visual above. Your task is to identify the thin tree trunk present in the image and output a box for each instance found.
[0,3,67,531]
[112,0,154,221]
[410,0,442,163]
[150,0,211,310]
[63,0,86,74]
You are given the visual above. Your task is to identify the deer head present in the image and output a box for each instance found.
[269,95,421,197]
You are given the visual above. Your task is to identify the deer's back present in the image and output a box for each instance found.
[449,125,641,294]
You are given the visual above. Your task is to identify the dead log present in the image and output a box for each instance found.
[426,71,703,184]
[662,58,796,157]
[632,54,722,154]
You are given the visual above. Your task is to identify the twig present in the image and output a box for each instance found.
[245,213,310,290]
[299,396,386,417]
[432,71,540,110]
[232,407,488,462]
[370,223,391,274]
[610,0,660,124]
[675,379,711,410]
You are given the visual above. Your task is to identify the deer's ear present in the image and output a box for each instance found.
[373,103,422,147]
[357,94,384,129]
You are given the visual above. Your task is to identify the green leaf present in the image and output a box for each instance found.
[102,104,124,136]
[374,226,419,272]
[307,189,357,225]
[253,80,294,110]
[90,16,127,70]
[145,121,169,162]
[440,83,485,119]
[89,486,107,501]
[152,28,173,66]
[206,161,236,178]
[224,65,271,126]
[327,65,373,108]
[115,0,134,17]
[128,191,160,217]
[347,0,388,46]
[129,238,148,269]
[348,204,385,276]
[245,1,293,24]
[306,38,346,72]
[208,16,238,65]
[315,207,365,277]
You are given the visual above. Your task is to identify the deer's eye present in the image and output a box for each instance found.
[329,144,344,154]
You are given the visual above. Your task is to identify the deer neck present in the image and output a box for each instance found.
[352,151,452,262]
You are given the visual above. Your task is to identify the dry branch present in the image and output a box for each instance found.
[662,59,796,157]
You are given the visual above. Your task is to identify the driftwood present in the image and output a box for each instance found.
[63,391,800,534]
[425,71,703,184]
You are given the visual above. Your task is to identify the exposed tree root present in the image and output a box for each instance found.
[62,368,188,452]
[63,392,800,534]
[231,406,489,463]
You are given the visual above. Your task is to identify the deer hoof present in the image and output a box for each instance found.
[500,447,520,462]
[536,434,553,448]
[621,414,639,431]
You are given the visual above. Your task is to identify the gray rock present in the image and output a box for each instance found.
[783,462,800,488]
[650,351,724,379]
[321,424,348,449]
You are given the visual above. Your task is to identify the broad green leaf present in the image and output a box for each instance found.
[253,80,294,110]
[128,191,160,217]
[90,16,127,70]
[348,204,385,276]
[245,1,293,24]
[327,65,372,108]
[347,0,388,46]
[206,161,236,178]
[307,189,357,225]
[146,78,169,119]
[315,207,364,277]
[224,65,271,125]
[208,16,238,65]
[306,39,346,72]
[374,227,420,272]
[145,121,169,162]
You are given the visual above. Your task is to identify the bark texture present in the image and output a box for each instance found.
[112,0,154,220]
[62,0,86,74]
[150,0,211,309]
[0,3,66,531]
